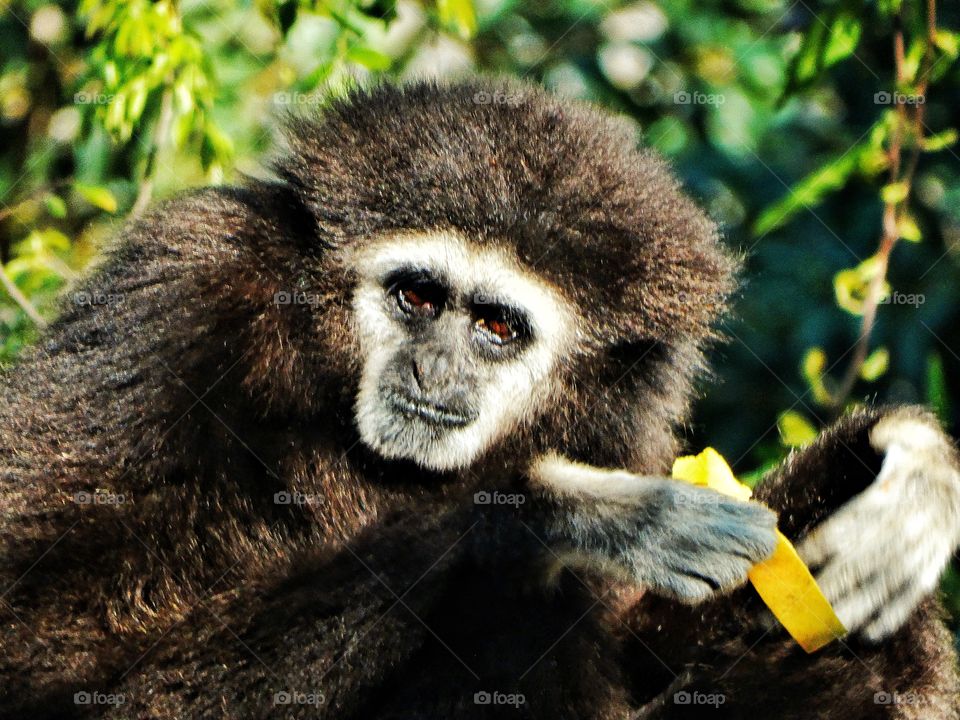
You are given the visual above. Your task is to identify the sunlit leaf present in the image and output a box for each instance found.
[833,257,890,316]
[127,77,149,121]
[823,12,861,66]
[200,122,234,172]
[778,410,818,447]
[782,3,865,98]
[44,195,67,219]
[346,46,392,71]
[881,181,909,204]
[901,39,925,85]
[876,0,902,17]
[933,29,960,58]
[921,129,958,152]
[896,214,922,242]
[753,144,864,236]
[802,347,833,406]
[859,347,889,381]
[437,0,477,39]
[74,183,118,213]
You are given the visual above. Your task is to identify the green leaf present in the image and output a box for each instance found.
[346,46,392,71]
[803,347,826,380]
[739,458,784,489]
[921,129,958,152]
[753,145,864,236]
[802,347,833,406]
[901,39,925,85]
[933,30,960,58]
[778,410,819,447]
[127,77,149,123]
[876,0,902,17]
[36,228,71,252]
[74,183,118,213]
[926,353,951,424]
[17,228,71,255]
[200,123,234,171]
[881,181,909,204]
[833,257,890,316]
[896,214,922,242]
[788,20,827,91]
[859,347,889,381]
[437,0,477,39]
[823,12,862,66]
[44,195,67,219]
[782,4,865,98]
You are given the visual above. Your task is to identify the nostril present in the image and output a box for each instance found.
[411,359,424,389]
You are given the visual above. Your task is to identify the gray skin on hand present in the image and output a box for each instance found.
[538,466,779,603]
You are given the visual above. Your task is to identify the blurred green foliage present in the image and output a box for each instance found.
[1,0,959,635]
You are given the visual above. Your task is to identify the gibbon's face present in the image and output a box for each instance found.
[349,232,577,471]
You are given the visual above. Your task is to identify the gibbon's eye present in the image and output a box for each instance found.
[386,272,447,320]
[476,317,517,344]
[473,305,529,347]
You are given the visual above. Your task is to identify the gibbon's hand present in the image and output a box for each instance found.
[531,455,778,603]
[798,409,960,642]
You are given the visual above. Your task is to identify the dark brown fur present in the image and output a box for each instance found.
[0,79,956,718]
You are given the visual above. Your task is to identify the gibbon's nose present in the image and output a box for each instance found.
[411,352,450,393]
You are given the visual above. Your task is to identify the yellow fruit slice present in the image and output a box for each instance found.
[672,448,847,653]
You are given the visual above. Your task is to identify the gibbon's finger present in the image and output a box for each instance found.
[797,480,922,570]
[809,524,898,603]
[826,539,941,634]
[861,582,934,643]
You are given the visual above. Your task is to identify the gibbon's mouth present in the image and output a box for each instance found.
[390,395,477,428]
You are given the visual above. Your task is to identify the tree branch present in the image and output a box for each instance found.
[830,0,937,410]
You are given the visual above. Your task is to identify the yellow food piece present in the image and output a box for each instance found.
[672,448,847,653]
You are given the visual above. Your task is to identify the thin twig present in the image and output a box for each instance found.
[831,0,938,410]
[0,264,47,328]
[130,86,175,218]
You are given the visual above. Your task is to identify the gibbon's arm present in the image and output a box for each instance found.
[0,182,320,497]
[757,406,960,642]
[0,184,330,697]
[528,454,778,602]
[87,506,472,720]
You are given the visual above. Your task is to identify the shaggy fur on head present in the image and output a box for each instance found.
[279,79,735,346]
[0,79,956,720]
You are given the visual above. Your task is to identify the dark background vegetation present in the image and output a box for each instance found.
[1,0,959,637]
